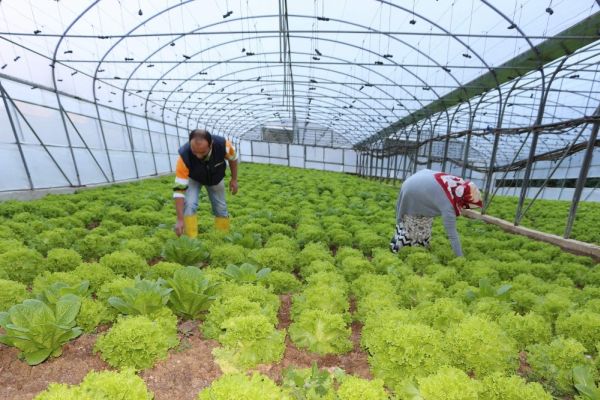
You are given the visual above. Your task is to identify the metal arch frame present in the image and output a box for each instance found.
[108,11,473,143]
[145,36,440,138]
[85,1,197,183]
[194,78,389,139]
[185,67,394,135]
[359,0,511,148]
[213,94,366,146]
[225,116,353,149]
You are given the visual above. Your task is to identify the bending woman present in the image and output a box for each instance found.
[390,169,483,256]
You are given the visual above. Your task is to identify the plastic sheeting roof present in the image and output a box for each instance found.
[0,0,599,155]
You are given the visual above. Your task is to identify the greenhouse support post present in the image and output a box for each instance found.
[0,83,33,190]
[565,104,600,238]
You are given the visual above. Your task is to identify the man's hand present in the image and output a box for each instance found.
[229,179,238,195]
[175,218,185,236]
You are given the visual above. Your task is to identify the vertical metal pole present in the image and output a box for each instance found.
[515,76,549,225]
[565,105,600,238]
[57,106,81,186]
[392,153,399,183]
[402,139,408,180]
[413,127,422,173]
[483,126,501,212]
[145,116,158,175]
[94,106,116,182]
[0,83,34,189]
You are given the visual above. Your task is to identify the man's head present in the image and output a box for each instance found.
[189,129,212,159]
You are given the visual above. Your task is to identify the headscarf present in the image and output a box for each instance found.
[433,172,483,216]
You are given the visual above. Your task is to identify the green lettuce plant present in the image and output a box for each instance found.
[400,366,480,400]
[248,246,296,273]
[299,261,338,280]
[304,271,349,294]
[32,271,85,295]
[339,257,375,283]
[261,270,302,294]
[162,236,210,265]
[145,261,184,280]
[573,364,600,400]
[218,283,280,317]
[100,250,149,277]
[223,263,271,284]
[0,295,82,365]
[74,232,120,261]
[497,312,552,350]
[0,279,29,312]
[350,274,396,300]
[225,231,263,249]
[36,280,91,305]
[288,309,352,355]
[446,316,518,377]
[282,362,339,400]
[197,372,287,400]
[336,375,389,400]
[412,297,467,331]
[354,293,400,323]
[202,296,272,340]
[166,266,219,319]
[44,248,82,273]
[120,238,162,261]
[297,243,334,269]
[363,322,448,388]
[73,262,116,293]
[291,285,350,321]
[555,310,600,353]
[76,297,113,332]
[94,314,178,370]
[209,243,248,268]
[108,277,172,316]
[212,314,285,370]
[478,373,553,400]
[527,337,594,395]
[334,246,364,265]
[0,248,45,284]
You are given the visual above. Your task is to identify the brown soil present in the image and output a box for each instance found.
[0,334,109,400]
[0,294,372,400]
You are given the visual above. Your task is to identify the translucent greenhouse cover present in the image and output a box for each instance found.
[0,0,599,165]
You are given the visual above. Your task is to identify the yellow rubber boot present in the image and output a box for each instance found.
[183,214,198,238]
[214,216,230,232]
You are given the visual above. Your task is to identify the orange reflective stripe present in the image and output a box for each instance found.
[175,156,189,179]
[225,139,237,160]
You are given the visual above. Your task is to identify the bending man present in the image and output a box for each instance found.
[173,129,238,237]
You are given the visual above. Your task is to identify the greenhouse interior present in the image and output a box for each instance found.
[1,1,600,399]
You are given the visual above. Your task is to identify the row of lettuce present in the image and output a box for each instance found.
[484,194,600,245]
[0,163,599,399]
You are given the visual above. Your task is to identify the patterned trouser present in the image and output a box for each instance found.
[390,215,434,253]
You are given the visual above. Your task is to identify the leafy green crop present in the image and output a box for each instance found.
[0,295,82,365]
[289,309,352,355]
[94,314,178,370]
[198,373,287,400]
[162,236,210,265]
[0,279,29,312]
[166,266,219,319]
[212,314,285,370]
[108,277,172,316]
[222,263,271,284]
